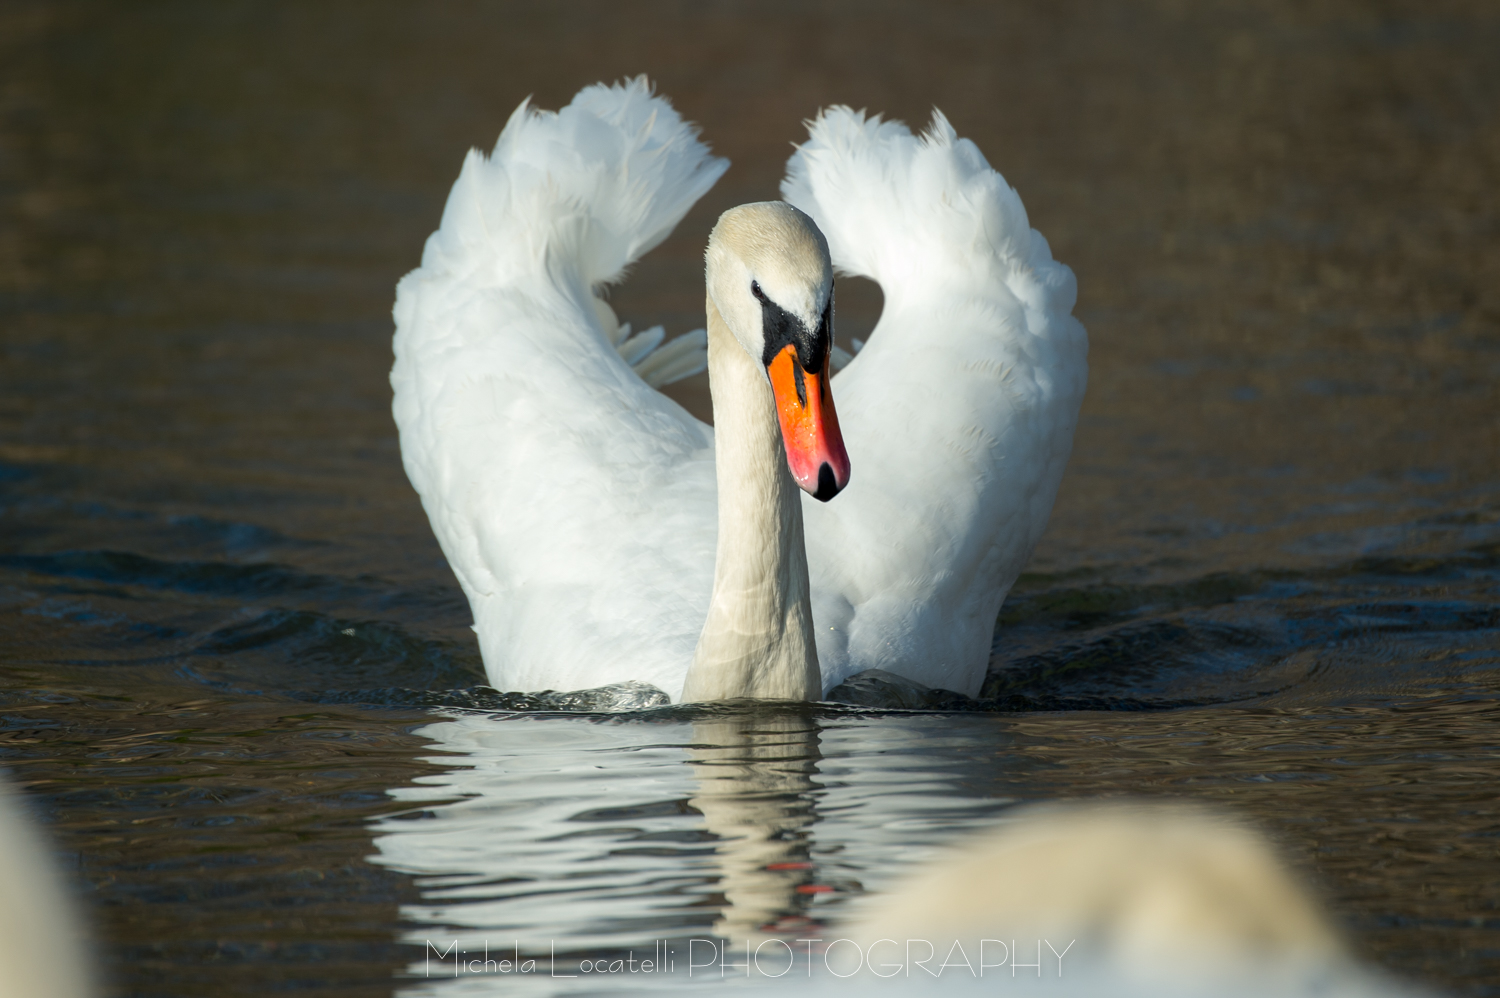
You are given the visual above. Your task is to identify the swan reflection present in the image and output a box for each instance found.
[685,713,823,947]
[368,708,1011,993]
[366,709,829,991]
[368,709,1433,997]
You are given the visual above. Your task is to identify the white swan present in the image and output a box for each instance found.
[391,77,1087,701]
[0,774,95,998]
[829,802,1426,997]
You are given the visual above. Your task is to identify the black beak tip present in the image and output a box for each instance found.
[812,463,841,502]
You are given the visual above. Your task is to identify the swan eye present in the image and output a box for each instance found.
[750,280,766,302]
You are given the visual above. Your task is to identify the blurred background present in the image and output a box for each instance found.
[1,2,1496,996]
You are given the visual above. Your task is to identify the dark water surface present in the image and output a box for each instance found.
[2,1,1498,995]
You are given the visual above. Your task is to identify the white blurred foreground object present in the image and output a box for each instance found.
[827,801,1429,997]
[392,77,1087,700]
[0,775,94,998]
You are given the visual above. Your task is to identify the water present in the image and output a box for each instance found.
[2,1,1498,995]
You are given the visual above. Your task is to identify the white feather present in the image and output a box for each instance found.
[614,324,666,366]
[392,78,726,698]
[633,327,709,387]
[393,87,1087,700]
[785,106,1089,694]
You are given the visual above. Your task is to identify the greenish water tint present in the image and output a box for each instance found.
[2,1,1498,996]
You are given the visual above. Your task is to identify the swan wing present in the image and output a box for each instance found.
[392,78,728,697]
[783,107,1089,695]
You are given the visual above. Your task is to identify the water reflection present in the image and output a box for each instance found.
[368,708,1019,992]
[686,714,822,947]
[369,713,705,956]
[369,707,1468,997]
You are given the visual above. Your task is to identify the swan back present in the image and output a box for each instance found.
[835,803,1419,996]
[0,776,95,998]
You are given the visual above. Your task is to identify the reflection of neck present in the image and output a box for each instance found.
[681,298,821,703]
[688,715,822,947]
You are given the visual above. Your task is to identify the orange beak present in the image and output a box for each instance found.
[766,344,851,501]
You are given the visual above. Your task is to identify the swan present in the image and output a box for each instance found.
[391,77,1087,701]
[829,802,1424,997]
[0,774,95,998]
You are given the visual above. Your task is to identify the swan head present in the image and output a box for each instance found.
[706,202,851,502]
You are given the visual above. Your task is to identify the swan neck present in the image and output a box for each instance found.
[681,298,821,702]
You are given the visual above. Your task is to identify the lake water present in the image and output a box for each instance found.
[1,2,1497,995]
